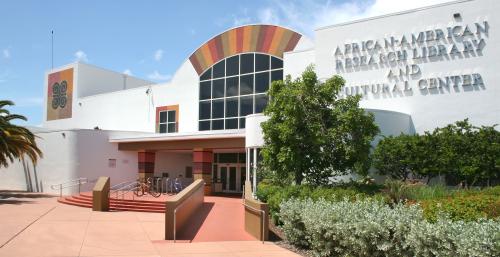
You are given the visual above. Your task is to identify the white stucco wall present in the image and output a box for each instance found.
[312,0,499,133]
[0,129,141,195]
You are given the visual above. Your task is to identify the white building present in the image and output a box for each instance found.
[1,0,498,195]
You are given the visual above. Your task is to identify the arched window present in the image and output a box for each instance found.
[198,53,283,131]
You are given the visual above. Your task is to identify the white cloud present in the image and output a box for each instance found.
[2,49,10,59]
[154,49,164,61]
[147,70,171,81]
[123,69,133,76]
[74,50,88,62]
[234,0,450,37]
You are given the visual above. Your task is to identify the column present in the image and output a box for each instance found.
[138,151,155,181]
[193,148,213,195]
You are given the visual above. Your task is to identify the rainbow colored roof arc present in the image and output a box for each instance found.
[189,25,302,75]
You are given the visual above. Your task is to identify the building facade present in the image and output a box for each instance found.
[1,0,498,195]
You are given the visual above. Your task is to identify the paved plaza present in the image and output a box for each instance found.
[0,191,300,257]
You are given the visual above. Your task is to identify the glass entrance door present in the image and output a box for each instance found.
[218,164,243,193]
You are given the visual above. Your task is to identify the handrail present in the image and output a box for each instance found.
[114,184,141,200]
[110,180,136,190]
[173,182,205,243]
[110,181,140,199]
[243,202,266,244]
[50,178,88,197]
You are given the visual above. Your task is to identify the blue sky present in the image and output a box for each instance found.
[0,0,447,126]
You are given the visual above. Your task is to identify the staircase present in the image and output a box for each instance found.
[57,193,165,213]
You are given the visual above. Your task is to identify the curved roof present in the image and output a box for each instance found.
[189,24,302,75]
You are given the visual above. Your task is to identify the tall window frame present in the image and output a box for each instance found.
[159,109,177,133]
[198,53,283,131]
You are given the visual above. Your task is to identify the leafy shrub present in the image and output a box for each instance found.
[420,194,500,222]
[257,182,377,224]
[280,198,500,257]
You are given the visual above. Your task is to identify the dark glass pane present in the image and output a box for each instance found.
[167,123,176,133]
[255,72,269,93]
[199,101,211,120]
[167,110,176,122]
[225,97,238,117]
[271,57,283,69]
[159,124,167,133]
[214,153,219,163]
[199,120,210,131]
[212,79,225,98]
[219,153,238,163]
[240,53,254,74]
[226,77,238,97]
[255,94,269,113]
[212,99,224,119]
[238,152,246,163]
[271,69,283,83]
[225,118,238,129]
[213,60,225,78]
[226,55,239,76]
[159,111,167,123]
[255,54,270,72]
[240,95,253,116]
[200,68,212,80]
[240,74,253,95]
[239,118,246,129]
[212,119,224,130]
[200,81,211,100]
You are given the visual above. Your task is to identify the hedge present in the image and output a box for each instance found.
[280,198,500,257]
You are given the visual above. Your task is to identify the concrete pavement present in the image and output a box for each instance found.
[0,191,301,257]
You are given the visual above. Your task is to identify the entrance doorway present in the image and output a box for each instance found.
[217,164,245,193]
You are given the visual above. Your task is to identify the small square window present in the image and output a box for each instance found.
[212,79,225,98]
[240,54,254,74]
[199,101,211,120]
[212,99,224,119]
[226,56,239,76]
[200,68,212,80]
[240,74,253,95]
[255,54,270,72]
[212,119,224,130]
[167,123,176,133]
[271,57,283,69]
[213,60,225,78]
[255,72,269,93]
[167,110,176,123]
[200,81,211,100]
[225,118,238,129]
[159,123,167,133]
[159,111,167,123]
[271,70,283,83]
[199,120,211,131]
[226,77,239,97]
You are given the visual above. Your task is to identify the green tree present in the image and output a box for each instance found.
[0,100,42,168]
[261,66,379,186]
[372,134,416,181]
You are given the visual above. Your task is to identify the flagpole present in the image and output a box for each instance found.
[51,30,54,70]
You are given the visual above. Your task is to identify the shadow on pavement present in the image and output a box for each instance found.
[175,202,215,242]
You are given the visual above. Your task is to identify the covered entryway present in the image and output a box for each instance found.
[111,131,246,195]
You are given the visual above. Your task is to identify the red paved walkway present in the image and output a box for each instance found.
[175,196,255,242]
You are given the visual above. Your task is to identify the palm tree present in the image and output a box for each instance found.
[0,100,42,168]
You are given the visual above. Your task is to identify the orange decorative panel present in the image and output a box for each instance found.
[47,68,73,120]
[189,25,302,75]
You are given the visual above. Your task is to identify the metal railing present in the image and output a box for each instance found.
[50,178,88,197]
[109,181,140,199]
[243,202,266,244]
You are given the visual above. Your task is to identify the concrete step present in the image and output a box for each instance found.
[58,196,165,213]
